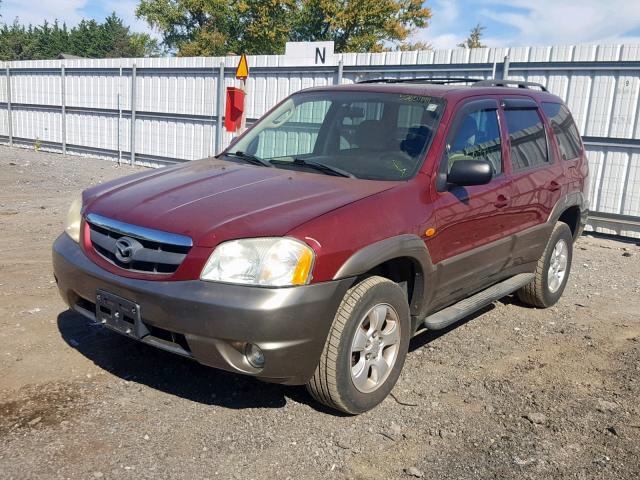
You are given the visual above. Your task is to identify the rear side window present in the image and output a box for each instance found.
[541,102,582,160]
[504,109,548,171]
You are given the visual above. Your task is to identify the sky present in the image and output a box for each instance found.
[1,0,640,50]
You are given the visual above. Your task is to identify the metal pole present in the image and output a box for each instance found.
[61,65,67,155]
[5,66,13,147]
[117,66,122,166]
[239,78,247,133]
[336,59,344,85]
[503,55,510,79]
[117,93,121,166]
[130,63,136,166]
[215,61,225,155]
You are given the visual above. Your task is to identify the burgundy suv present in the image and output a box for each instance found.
[53,78,588,414]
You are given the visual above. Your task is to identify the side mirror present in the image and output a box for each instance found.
[448,159,493,187]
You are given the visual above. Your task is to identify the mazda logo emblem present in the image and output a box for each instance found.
[114,236,141,264]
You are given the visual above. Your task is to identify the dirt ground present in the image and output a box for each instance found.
[0,146,639,480]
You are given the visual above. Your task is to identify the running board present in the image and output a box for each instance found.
[422,273,535,330]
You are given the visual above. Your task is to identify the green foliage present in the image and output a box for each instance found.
[292,0,432,52]
[457,23,486,49]
[0,12,160,61]
[136,0,432,55]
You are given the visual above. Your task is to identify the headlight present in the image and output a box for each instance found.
[64,194,83,243]
[200,237,314,286]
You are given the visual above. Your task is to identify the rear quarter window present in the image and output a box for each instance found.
[541,102,583,161]
[504,108,549,171]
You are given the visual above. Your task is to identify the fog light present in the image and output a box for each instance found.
[245,343,265,369]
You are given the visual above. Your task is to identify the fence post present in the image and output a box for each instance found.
[215,61,225,155]
[130,63,137,166]
[118,66,122,166]
[503,55,510,79]
[5,66,13,147]
[61,65,67,155]
[336,59,344,85]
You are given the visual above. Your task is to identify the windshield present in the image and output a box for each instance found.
[227,91,445,180]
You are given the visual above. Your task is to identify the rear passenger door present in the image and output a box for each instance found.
[430,98,515,305]
[541,102,586,196]
[501,98,564,264]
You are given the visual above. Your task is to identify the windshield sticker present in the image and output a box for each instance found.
[399,95,433,105]
[427,103,439,112]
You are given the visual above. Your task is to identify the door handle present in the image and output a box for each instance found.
[547,180,561,191]
[494,194,509,208]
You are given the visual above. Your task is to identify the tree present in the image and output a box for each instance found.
[0,13,159,60]
[100,12,160,57]
[130,32,161,57]
[68,19,107,57]
[292,0,431,53]
[136,0,432,55]
[0,21,31,60]
[136,0,296,56]
[395,41,431,51]
[457,23,486,49]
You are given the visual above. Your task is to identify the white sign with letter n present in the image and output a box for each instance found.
[284,42,336,66]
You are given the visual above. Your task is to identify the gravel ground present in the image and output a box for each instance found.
[0,146,639,480]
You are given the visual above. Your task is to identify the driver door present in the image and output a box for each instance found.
[428,98,517,307]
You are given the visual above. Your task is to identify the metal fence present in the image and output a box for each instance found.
[1,44,640,237]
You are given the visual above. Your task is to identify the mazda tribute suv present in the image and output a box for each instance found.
[53,78,589,414]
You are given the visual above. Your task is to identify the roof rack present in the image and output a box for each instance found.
[473,79,547,92]
[357,77,548,92]
[357,77,481,85]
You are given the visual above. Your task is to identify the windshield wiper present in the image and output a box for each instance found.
[221,151,274,168]
[276,158,355,178]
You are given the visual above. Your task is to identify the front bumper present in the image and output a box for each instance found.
[53,234,354,385]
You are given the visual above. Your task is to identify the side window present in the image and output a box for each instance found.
[541,102,582,160]
[504,109,548,171]
[447,109,502,175]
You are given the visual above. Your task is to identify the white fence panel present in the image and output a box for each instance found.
[12,107,61,143]
[66,111,122,152]
[11,71,61,106]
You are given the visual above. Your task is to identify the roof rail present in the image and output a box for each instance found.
[356,77,548,91]
[473,79,548,92]
[357,77,481,85]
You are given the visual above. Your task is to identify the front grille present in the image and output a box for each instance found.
[86,213,192,274]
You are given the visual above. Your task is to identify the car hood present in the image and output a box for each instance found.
[84,158,397,247]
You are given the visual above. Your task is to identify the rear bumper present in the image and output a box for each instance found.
[53,233,354,385]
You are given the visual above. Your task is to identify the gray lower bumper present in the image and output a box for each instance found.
[52,233,354,385]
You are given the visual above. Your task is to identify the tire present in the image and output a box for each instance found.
[306,276,411,414]
[517,222,573,308]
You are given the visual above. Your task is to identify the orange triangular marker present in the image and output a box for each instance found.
[236,54,249,80]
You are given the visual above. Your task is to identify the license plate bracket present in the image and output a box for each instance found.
[96,289,148,339]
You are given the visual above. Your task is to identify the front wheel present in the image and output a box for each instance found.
[518,222,574,308]
[306,276,410,414]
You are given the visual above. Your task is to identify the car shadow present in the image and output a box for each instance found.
[409,303,496,351]
[56,310,335,413]
[58,301,501,414]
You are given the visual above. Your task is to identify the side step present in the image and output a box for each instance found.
[422,273,534,330]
